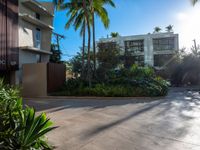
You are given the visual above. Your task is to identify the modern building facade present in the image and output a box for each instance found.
[98,32,179,69]
[0,0,54,84]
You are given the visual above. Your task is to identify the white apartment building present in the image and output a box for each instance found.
[98,32,179,68]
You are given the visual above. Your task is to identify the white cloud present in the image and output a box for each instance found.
[174,5,200,51]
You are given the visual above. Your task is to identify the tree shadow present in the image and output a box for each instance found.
[80,90,200,141]
[24,97,163,112]
[25,89,200,144]
[81,100,164,139]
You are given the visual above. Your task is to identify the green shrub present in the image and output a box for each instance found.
[0,80,54,149]
[52,64,169,97]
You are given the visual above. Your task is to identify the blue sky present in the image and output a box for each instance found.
[46,0,200,60]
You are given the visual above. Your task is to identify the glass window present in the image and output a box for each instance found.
[154,54,174,67]
[35,28,41,49]
[124,40,144,53]
[134,55,144,66]
[98,42,117,50]
[153,37,175,51]
[36,13,40,20]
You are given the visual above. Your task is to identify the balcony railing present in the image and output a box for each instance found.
[19,13,54,30]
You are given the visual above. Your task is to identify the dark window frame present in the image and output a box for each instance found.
[124,40,144,53]
[36,13,40,20]
[153,37,175,51]
[133,55,145,66]
[154,54,174,67]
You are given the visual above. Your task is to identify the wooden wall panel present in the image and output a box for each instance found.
[6,0,19,70]
[47,63,66,93]
[0,0,19,71]
[0,0,7,70]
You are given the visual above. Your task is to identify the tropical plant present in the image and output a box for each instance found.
[0,80,54,149]
[166,25,173,32]
[54,0,115,85]
[154,27,162,33]
[110,32,119,38]
[69,50,94,78]
[52,64,169,97]
[171,54,200,86]
[2,108,55,150]
[96,42,121,81]
[56,0,92,86]
[90,0,115,75]
[170,44,200,86]
[56,0,87,78]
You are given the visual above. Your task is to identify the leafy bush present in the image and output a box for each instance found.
[170,55,200,86]
[52,65,169,97]
[0,80,55,149]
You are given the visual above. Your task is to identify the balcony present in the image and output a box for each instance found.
[22,0,54,17]
[19,13,54,30]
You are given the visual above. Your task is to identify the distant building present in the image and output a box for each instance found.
[0,0,54,84]
[98,32,179,69]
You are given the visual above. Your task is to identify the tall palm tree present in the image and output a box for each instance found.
[166,25,173,32]
[83,0,92,86]
[90,0,115,76]
[55,0,88,78]
[68,8,87,78]
[53,0,115,86]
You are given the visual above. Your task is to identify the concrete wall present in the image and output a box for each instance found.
[15,0,54,85]
[18,1,54,51]
[22,63,47,97]
[18,19,35,47]
[40,2,54,25]
[14,50,50,84]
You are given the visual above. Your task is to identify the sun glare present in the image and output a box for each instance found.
[175,5,200,51]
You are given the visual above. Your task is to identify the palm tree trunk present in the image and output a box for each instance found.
[89,0,96,77]
[83,0,91,87]
[86,18,91,87]
[92,12,96,77]
[81,20,86,78]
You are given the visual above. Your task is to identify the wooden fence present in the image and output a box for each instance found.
[47,63,66,93]
[0,0,19,71]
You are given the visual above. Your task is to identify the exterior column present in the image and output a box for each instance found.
[144,35,154,66]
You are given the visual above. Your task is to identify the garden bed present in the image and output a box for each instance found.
[52,65,170,97]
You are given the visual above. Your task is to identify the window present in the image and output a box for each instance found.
[154,54,174,67]
[133,55,144,66]
[124,55,144,67]
[35,28,41,49]
[124,40,144,53]
[153,37,175,51]
[36,13,40,20]
[98,42,117,50]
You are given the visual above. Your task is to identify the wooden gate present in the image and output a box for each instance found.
[0,0,19,71]
[47,63,66,93]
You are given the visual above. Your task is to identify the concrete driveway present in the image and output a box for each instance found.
[25,89,200,150]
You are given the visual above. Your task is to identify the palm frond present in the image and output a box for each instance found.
[191,0,198,5]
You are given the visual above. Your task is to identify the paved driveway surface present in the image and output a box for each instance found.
[25,89,200,150]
